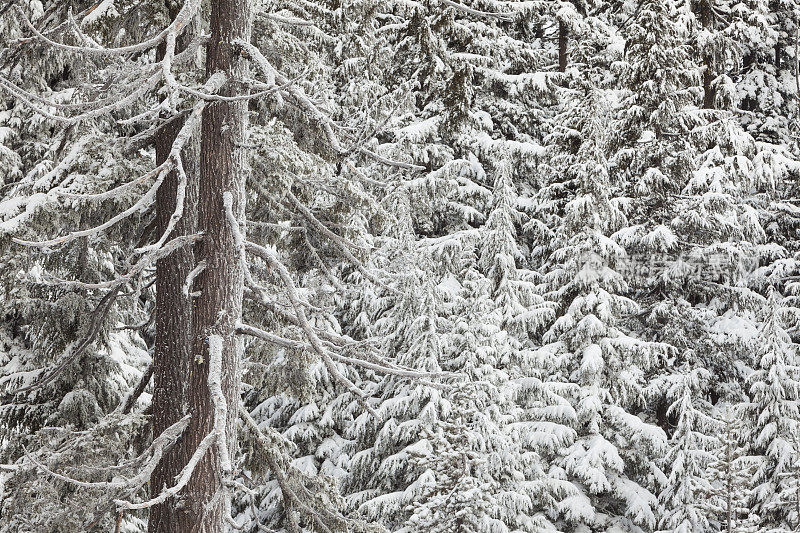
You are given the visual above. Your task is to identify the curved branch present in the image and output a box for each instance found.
[13,0,200,57]
[236,39,425,171]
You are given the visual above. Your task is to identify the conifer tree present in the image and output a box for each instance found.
[346,270,449,529]
[656,366,717,533]
[402,160,567,532]
[746,288,800,530]
[0,0,431,530]
[537,89,667,531]
[704,407,759,533]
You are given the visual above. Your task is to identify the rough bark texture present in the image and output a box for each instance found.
[149,3,199,530]
[701,0,716,109]
[558,20,568,73]
[179,0,251,530]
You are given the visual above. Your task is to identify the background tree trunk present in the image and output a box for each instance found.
[179,0,251,530]
[149,3,200,531]
[701,0,716,109]
[558,20,568,73]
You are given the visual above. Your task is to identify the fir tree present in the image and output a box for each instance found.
[746,288,800,530]
[656,366,718,533]
[704,407,759,533]
[537,89,667,531]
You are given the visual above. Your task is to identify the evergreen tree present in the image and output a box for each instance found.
[346,270,449,529]
[746,288,800,530]
[537,90,667,531]
[704,407,759,533]
[656,366,717,533]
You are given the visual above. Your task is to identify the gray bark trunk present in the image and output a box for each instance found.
[179,0,251,530]
[149,4,199,531]
[558,20,568,73]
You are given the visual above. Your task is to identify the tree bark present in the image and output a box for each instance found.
[179,0,251,530]
[558,20,568,73]
[701,0,715,109]
[149,3,199,531]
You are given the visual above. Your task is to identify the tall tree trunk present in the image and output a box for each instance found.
[701,0,715,109]
[558,20,568,73]
[180,0,251,530]
[149,3,199,531]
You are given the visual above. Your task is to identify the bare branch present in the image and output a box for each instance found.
[120,363,153,415]
[50,233,201,291]
[184,260,206,298]
[23,415,189,490]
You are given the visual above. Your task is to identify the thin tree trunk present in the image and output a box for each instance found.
[179,0,251,530]
[726,425,733,533]
[701,0,715,109]
[558,20,568,73]
[149,3,199,531]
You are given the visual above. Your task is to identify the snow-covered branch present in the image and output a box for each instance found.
[12,0,200,57]
[114,333,233,512]
[439,0,514,21]
[24,415,190,491]
[235,39,425,171]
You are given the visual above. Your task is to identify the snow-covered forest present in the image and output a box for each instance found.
[0,0,799,531]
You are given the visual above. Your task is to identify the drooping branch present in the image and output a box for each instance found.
[23,415,190,491]
[120,363,153,415]
[50,233,201,291]
[0,31,208,125]
[236,322,451,381]
[283,189,399,294]
[11,72,225,272]
[236,39,425,171]
[12,0,200,57]
[114,334,232,512]
[0,286,120,401]
[12,166,168,249]
[258,10,313,27]
[246,174,398,295]
[243,239,377,416]
[239,405,354,533]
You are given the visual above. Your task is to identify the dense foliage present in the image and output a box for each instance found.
[1,0,800,532]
